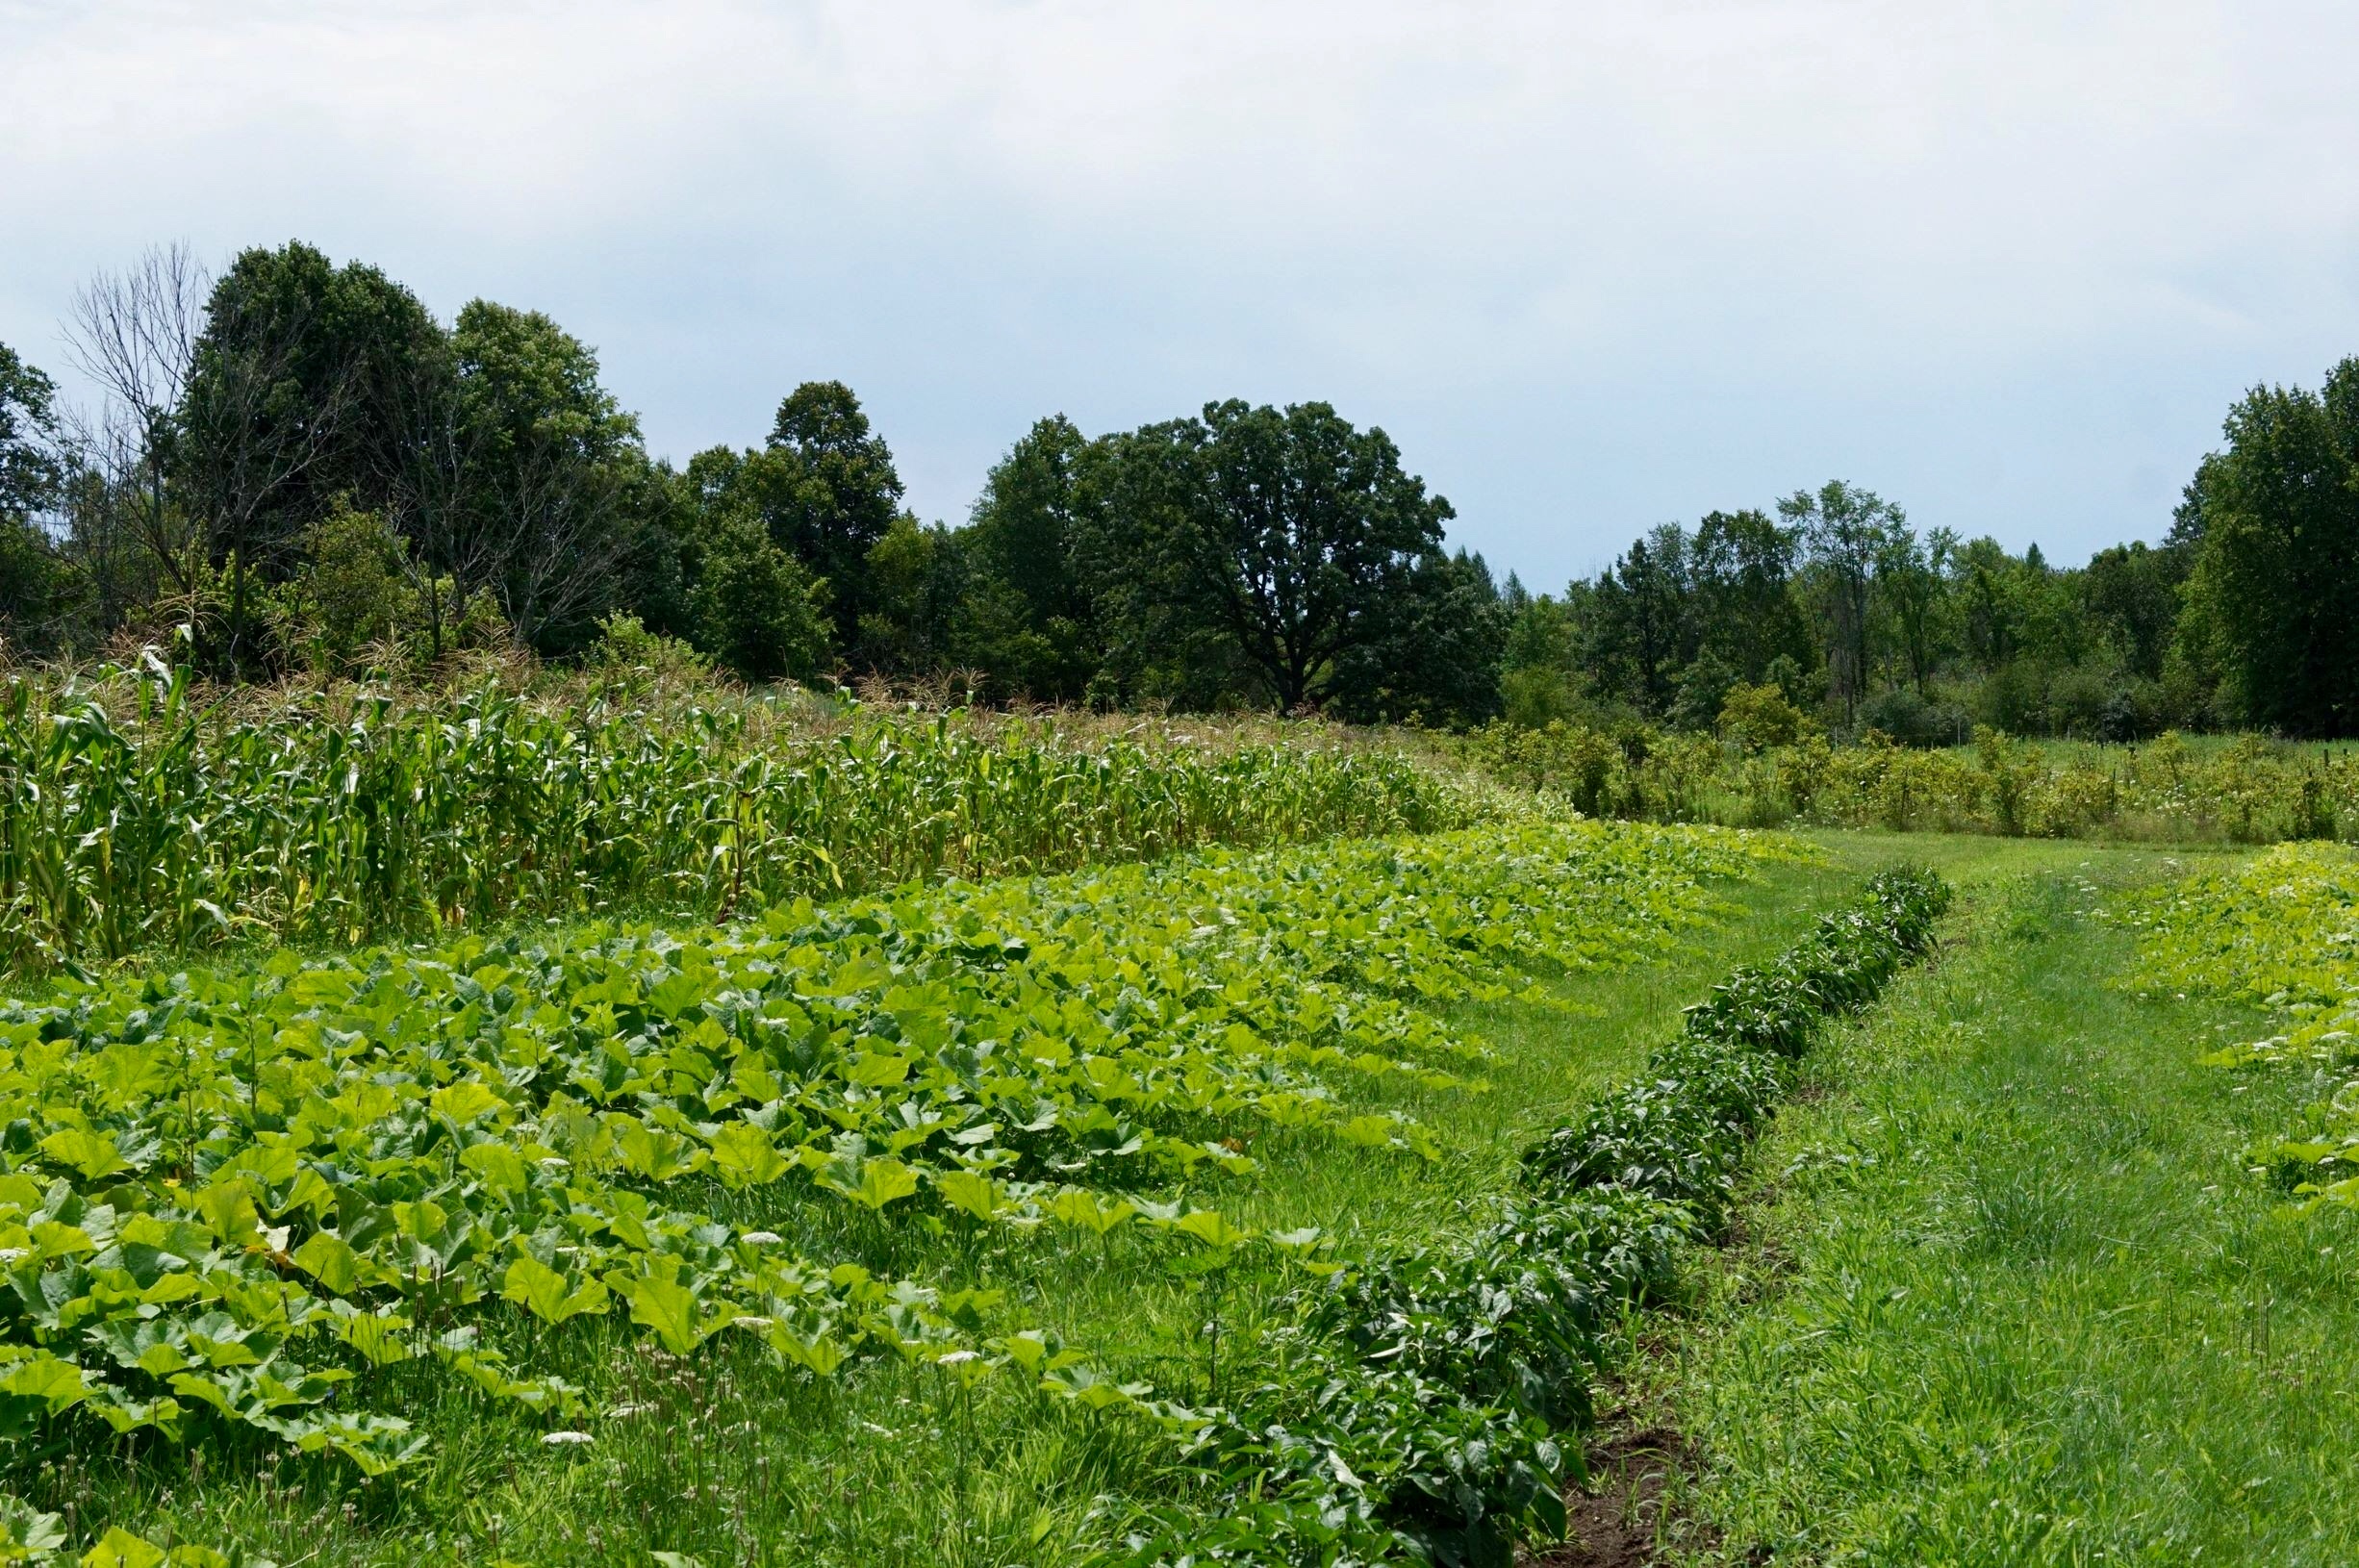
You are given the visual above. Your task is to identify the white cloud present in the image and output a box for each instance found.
[4,0,2357,583]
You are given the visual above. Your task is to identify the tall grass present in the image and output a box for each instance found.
[1453,721,2359,843]
[0,662,1478,972]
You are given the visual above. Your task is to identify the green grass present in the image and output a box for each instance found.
[10,840,1878,1566]
[1645,836,2359,1565]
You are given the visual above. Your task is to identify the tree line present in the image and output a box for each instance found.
[1509,352,2359,742]
[1,240,2353,737]
[0,241,1497,723]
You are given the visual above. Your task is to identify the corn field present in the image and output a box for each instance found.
[0,665,1477,973]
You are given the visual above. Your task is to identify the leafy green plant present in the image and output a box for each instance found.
[1449,721,2359,844]
[0,661,1480,973]
[2120,843,2359,1207]
[1125,867,1952,1565]
[0,816,1779,1508]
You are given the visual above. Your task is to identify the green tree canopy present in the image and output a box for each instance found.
[958,415,1103,702]
[0,343,75,653]
[1783,480,1905,724]
[0,343,63,522]
[178,241,444,669]
[1101,399,1456,712]
[2181,361,2359,734]
[447,299,653,652]
[761,380,904,652]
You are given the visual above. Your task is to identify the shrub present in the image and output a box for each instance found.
[263,498,422,674]
[1858,683,1969,748]
[1718,680,1813,751]
[585,610,712,686]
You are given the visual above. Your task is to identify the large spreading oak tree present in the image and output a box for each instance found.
[1109,399,1456,712]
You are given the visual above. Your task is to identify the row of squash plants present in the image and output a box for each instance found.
[0,819,1784,1562]
[1122,866,1953,1566]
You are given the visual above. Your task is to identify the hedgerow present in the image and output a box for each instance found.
[1123,867,1950,1566]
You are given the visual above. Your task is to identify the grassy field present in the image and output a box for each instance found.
[1624,831,2359,1565]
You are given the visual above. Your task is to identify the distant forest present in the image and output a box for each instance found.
[3,240,2357,737]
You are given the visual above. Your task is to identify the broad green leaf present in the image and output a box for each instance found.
[647,970,709,1020]
[1173,1210,1247,1250]
[844,1051,913,1088]
[459,1142,530,1196]
[429,1080,506,1125]
[80,1529,166,1568]
[1044,1188,1135,1236]
[285,970,357,1008]
[292,1230,363,1294]
[621,1269,710,1355]
[327,1303,414,1368]
[935,1169,1001,1223]
[1,1353,89,1411]
[818,1154,919,1211]
[39,1127,127,1181]
[503,1256,609,1326]
[709,1123,789,1189]
[767,1325,847,1377]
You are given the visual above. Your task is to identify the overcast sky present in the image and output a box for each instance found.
[5,1,2357,588]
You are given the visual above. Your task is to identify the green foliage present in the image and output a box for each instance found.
[0,345,62,525]
[260,499,419,675]
[2118,842,2359,1006]
[178,243,444,672]
[35,231,2359,740]
[1511,477,2219,743]
[1525,870,1949,1219]
[685,505,833,682]
[0,344,76,660]
[444,299,653,654]
[959,416,1103,702]
[0,814,1772,1514]
[1717,680,1813,751]
[1084,401,1459,715]
[1126,869,1949,1565]
[0,667,1475,972]
[1781,481,1907,724]
[583,610,712,687]
[2118,844,2359,1201]
[856,513,966,676]
[676,382,904,661]
[1329,548,1508,728]
[1450,721,2359,844]
[2179,360,2359,735]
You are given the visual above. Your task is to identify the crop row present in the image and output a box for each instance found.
[0,818,1778,1547]
[1123,867,1951,1566]
[0,664,1473,973]
[2119,844,2359,1205]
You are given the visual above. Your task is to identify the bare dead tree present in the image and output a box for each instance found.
[63,243,208,600]
[378,347,501,662]
[176,288,361,673]
[488,432,643,649]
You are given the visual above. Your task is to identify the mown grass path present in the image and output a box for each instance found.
[1649,836,2359,1566]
